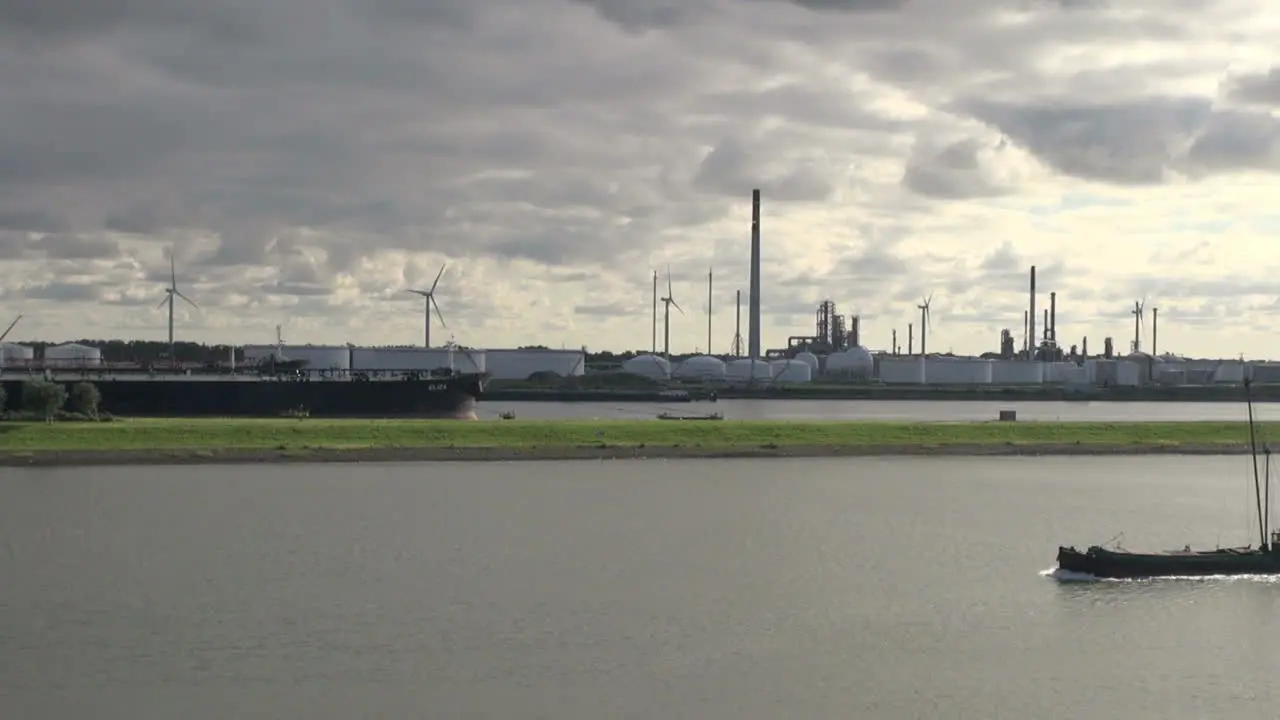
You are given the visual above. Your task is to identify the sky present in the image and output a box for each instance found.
[3,0,1280,358]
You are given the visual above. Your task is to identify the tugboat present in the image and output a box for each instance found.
[1055,379,1280,578]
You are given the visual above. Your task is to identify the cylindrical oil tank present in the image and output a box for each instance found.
[1116,360,1142,386]
[878,356,926,384]
[793,351,820,373]
[0,342,34,365]
[673,355,726,380]
[622,354,671,379]
[924,358,992,384]
[1214,361,1245,384]
[485,349,585,380]
[44,342,102,367]
[823,347,874,379]
[248,345,351,370]
[1251,363,1280,384]
[350,347,485,374]
[991,360,1044,384]
[726,358,773,381]
[769,359,812,383]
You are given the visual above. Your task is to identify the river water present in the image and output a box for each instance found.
[3,457,1278,719]
[479,399,1275,422]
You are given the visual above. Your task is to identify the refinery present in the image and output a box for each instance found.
[0,187,1275,400]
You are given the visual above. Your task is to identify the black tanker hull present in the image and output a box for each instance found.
[2,374,486,419]
[1057,545,1280,579]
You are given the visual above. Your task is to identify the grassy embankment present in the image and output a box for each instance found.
[0,418,1272,466]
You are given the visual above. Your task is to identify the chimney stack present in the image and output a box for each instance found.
[1028,266,1036,360]
[1152,307,1158,356]
[851,315,860,347]
[748,189,761,359]
[1023,310,1029,353]
[1049,291,1057,342]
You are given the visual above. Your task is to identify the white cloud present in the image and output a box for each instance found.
[1,0,1279,357]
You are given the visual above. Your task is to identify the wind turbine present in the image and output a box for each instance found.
[1131,298,1145,353]
[917,293,933,356]
[660,268,682,359]
[157,250,197,365]
[406,263,447,347]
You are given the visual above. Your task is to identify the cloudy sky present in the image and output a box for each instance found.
[3,0,1280,357]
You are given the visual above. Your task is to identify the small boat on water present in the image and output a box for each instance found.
[1055,379,1280,579]
[656,411,723,421]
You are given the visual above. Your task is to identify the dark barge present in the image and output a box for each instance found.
[1,367,487,418]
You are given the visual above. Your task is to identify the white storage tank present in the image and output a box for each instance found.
[878,356,926,384]
[925,358,992,384]
[794,351,820,373]
[1251,363,1280,384]
[622,354,670,379]
[44,342,102,367]
[350,347,486,374]
[485,349,585,380]
[1214,361,1246,384]
[823,347,874,379]
[1056,365,1090,386]
[1116,360,1142,386]
[243,344,351,370]
[0,342,34,364]
[726,358,773,381]
[990,360,1043,384]
[673,355,726,380]
[769,359,812,383]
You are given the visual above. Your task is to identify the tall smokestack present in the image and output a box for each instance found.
[1029,266,1036,359]
[1049,291,1057,342]
[851,315,860,347]
[707,267,713,355]
[1023,310,1029,352]
[748,189,761,359]
[1152,307,1158,356]
[651,270,657,354]
[1043,309,1049,340]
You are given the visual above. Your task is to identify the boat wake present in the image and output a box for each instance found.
[1039,568,1280,583]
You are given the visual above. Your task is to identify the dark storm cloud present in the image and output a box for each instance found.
[963,93,1280,184]
[1227,68,1280,106]
[901,137,1017,199]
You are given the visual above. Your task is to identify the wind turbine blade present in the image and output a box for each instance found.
[175,290,198,309]
[157,295,170,310]
[170,251,176,288]
[431,295,447,328]
[672,299,683,315]
[667,269,673,298]
[429,263,447,294]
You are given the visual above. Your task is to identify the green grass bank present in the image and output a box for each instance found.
[0,418,1272,466]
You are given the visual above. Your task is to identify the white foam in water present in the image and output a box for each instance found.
[1039,567,1280,583]
[1040,567,1101,582]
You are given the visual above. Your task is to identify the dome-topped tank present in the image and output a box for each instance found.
[621,354,671,379]
[793,351,820,372]
[823,346,874,378]
[673,355,726,379]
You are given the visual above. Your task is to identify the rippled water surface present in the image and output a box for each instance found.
[480,398,1280,422]
[3,457,1279,719]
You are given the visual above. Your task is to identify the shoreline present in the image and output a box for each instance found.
[0,442,1256,467]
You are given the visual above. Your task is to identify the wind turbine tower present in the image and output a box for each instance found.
[652,270,658,354]
[917,293,933,355]
[1131,299,1145,353]
[660,269,683,359]
[405,263,447,347]
[157,250,198,365]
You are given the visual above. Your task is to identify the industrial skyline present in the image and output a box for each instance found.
[2,2,1279,356]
